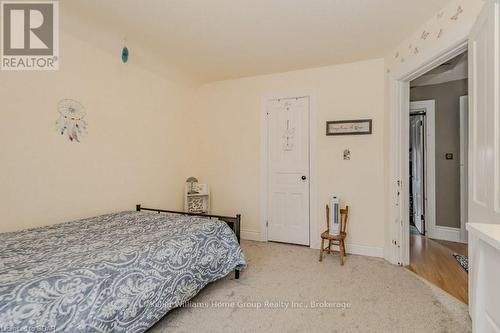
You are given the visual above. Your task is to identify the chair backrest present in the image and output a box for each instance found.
[340,206,349,234]
[326,204,330,230]
[325,204,349,233]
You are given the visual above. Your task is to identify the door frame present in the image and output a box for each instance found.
[388,37,469,266]
[459,95,469,243]
[260,92,318,248]
[409,100,436,238]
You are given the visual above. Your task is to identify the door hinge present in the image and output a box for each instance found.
[266,220,269,227]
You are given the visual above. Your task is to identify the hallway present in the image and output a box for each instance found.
[408,233,468,304]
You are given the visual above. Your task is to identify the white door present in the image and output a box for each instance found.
[468,1,500,331]
[267,97,310,245]
[468,0,500,226]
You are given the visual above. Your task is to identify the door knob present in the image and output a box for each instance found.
[301,175,307,180]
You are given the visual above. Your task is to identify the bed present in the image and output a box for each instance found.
[0,205,246,333]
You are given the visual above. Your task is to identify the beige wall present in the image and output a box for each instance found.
[192,59,386,253]
[0,20,197,233]
[0,5,386,258]
[1,0,485,263]
[410,79,468,228]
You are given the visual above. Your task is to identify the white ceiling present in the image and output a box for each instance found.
[62,0,451,82]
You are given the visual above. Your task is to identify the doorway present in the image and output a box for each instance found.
[407,52,469,303]
[388,2,500,327]
[265,96,310,246]
[410,52,468,242]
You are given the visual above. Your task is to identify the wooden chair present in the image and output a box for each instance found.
[319,205,349,265]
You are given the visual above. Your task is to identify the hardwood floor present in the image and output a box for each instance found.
[407,233,468,304]
[435,239,468,256]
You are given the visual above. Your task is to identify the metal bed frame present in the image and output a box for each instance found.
[135,204,241,279]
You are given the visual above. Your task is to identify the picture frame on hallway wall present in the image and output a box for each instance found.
[326,119,372,136]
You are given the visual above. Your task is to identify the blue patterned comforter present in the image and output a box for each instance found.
[0,211,246,333]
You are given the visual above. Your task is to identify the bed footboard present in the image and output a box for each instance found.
[136,204,241,279]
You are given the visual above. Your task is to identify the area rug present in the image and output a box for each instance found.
[453,253,469,273]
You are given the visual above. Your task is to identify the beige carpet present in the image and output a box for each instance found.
[149,241,471,333]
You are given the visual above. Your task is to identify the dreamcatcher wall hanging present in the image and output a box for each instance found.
[56,99,87,142]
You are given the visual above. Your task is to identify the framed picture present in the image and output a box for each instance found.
[326,119,372,136]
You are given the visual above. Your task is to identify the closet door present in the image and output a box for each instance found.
[267,97,310,246]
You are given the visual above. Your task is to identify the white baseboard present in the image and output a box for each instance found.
[430,226,461,242]
[310,241,383,258]
[241,232,384,258]
[240,229,261,241]
[345,244,384,258]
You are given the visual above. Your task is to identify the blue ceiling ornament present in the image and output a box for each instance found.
[121,46,129,63]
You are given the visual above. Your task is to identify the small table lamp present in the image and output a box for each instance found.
[186,177,198,194]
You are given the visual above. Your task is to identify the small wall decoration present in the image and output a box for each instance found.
[326,119,372,136]
[56,99,87,142]
[450,5,463,20]
[343,149,351,160]
[437,28,444,39]
[387,0,471,73]
[281,101,296,151]
[421,30,430,40]
[282,119,296,151]
[121,37,129,63]
[121,46,129,63]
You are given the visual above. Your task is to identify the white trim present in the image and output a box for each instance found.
[259,97,269,242]
[432,226,462,243]
[260,92,318,248]
[391,31,471,81]
[410,100,436,240]
[388,39,469,266]
[240,229,261,241]
[243,228,384,258]
[386,79,404,265]
[459,95,469,244]
[310,242,384,258]
[400,80,411,266]
[345,244,385,258]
